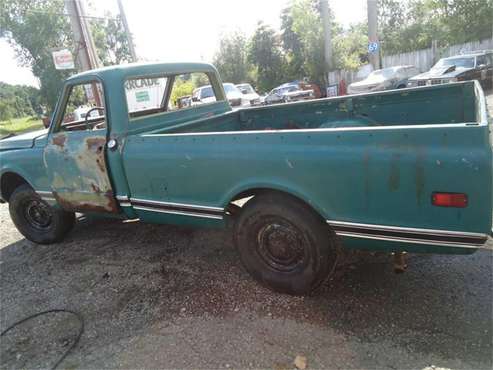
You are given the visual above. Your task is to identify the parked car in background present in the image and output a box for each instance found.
[192,83,243,107]
[407,51,493,89]
[176,95,191,109]
[264,82,314,104]
[236,83,261,106]
[73,105,100,121]
[222,83,244,107]
[348,65,419,94]
[191,85,216,105]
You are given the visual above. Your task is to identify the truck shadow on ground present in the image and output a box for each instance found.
[1,217,491,368]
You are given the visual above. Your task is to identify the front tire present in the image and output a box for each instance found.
[234,193,338,295]
[8,185,75,244]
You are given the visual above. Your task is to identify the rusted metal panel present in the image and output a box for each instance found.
[45,132,119,213]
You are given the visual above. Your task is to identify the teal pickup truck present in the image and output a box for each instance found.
[1,62,492,294]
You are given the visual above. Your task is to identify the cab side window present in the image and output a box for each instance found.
[58,82,106,132]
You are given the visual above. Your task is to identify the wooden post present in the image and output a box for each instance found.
[367,0,381,70]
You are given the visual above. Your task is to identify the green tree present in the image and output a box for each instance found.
[289,0,326,85]
[378,0,493,54]
[282,0,359,83]
[192,73,210,88]
[0,0,133,114]
[0,0,74,113]
[90,13,133,66]
[213,31,251,84]
[0,82,42,120]
[169,78,194,107]
[247,22,285,92]
[280,6,305,81]
[332,23,368,71]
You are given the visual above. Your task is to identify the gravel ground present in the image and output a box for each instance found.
[1,91,492,369]
[1,202,492,369]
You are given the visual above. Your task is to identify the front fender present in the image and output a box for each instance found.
[0,147,51,196]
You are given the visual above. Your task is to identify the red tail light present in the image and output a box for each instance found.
[432,192,468,208]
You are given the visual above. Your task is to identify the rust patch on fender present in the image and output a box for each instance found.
[91,183,102,193]
[415,150,426,206]
[52,135,66,148]
[388,153,401,192]
[95,157,105,173]
[363,151,370,210]
[53,190,119,213]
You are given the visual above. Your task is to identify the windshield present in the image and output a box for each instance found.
[237,84,255,94]
[223,83,240,94]
[368,68,397,79]
[200,86,214,99]
[278,85,298,94]
[433,57,475,69]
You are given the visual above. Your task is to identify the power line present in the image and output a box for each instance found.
[22,8,118,21]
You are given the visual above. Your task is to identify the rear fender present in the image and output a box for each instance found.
[220,178,331,221]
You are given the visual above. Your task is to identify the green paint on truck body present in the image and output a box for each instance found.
[1,62,491,255]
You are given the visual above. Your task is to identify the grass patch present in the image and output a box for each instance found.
[0,117,44,137]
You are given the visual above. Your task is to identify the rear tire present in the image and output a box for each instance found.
[234,193,338,295]
[8,184,75,244]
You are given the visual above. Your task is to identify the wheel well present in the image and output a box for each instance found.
[397,84,406,89]
[1,172,29,201]
[229,188,326,224]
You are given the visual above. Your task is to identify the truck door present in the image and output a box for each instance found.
[43,79,119,213]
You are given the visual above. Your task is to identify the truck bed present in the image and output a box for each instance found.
[150,82,478,134]
[122,81,492,255]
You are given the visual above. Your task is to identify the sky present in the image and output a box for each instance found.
[0,0,367,87]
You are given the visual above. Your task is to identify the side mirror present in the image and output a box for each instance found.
[192,96,199,102]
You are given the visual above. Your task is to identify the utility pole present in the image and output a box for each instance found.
[320,0,332,86]
[78,0,101,69]
[117,0,138,62]
[65,0,91,71]
[64,0,100,71]
[367,0,381,70]
[64,0,101,105]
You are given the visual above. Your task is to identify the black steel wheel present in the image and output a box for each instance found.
[234,192,338,295]
[8,184,75,244]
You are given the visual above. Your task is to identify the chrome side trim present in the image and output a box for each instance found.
[116,195,129,201]
[335,231,480,249]
[37,190,53,196]
[327,220,487,238]
[133,206,223,220]
[130,198,224,212]
[327,220,488,248]
[37,190,56,202]
[119,202,131,207]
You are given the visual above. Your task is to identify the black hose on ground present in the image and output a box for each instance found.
[0,309,84,370]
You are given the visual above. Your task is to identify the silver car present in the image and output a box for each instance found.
[348,65,419,95]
